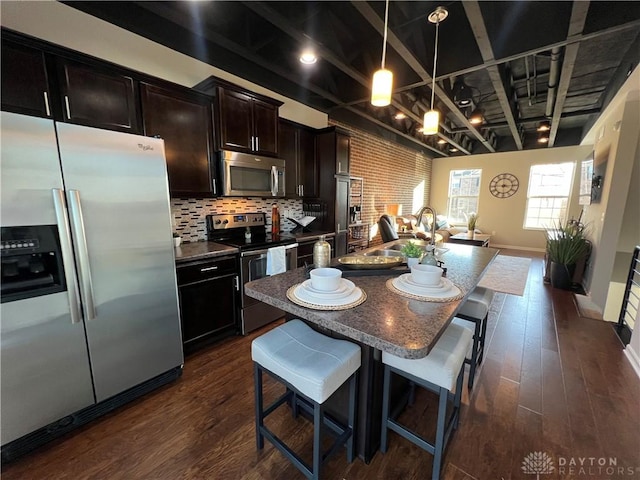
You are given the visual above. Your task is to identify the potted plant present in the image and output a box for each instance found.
[545,220,589,290]
[466,212,479,238]
[401,241,423,267]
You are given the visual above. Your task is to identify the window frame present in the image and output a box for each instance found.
[523,161,576,230]
[446,168,482,225]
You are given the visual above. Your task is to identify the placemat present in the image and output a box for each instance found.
[286,284,367,310]
[386,278,464,303]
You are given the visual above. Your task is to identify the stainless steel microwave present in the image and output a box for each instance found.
[218,150,285,197]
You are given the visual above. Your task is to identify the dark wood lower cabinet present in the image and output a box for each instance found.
[141,83,217,197]
[176,255,238,354]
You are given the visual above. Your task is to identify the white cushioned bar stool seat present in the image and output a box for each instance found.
[252,319,361,480]
[454,287,495,389]
[380,323,473,480]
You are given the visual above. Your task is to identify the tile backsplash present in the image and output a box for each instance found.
[171,197,303,242]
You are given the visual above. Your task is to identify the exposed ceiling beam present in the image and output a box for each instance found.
[243,1,459,155]
[464,1,523,150]
[351,0,496,153]
[441,18,640,82]
[549,1,590,147]
[342,106,449,157]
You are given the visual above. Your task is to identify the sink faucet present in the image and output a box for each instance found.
[416,206,437,246]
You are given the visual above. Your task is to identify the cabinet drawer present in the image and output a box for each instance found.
[177,256,238,285]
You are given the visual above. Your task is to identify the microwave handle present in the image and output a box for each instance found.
[271,165,278,196]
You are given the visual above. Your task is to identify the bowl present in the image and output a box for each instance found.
[410,264,443,286]
[309,267,343,291]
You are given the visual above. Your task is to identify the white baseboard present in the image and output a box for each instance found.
[624,345,640,380]
[490,243,546,253]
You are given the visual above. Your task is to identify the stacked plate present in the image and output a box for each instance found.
[391,274,460,298]
[292,278,363,306]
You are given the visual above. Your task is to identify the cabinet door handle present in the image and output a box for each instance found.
[200,266,218,272]
[256,136,259,151]
[234,275,240,291]
[64,96,71,120]
[43,92,51,117]
[251,136,255,151]
[301,184,304,197]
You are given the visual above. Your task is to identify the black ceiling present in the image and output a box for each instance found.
[66,1,640,157]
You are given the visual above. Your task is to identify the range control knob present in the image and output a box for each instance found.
[223,219,229,224]
[215,219,222,225]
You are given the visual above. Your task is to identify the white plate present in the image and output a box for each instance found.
[300,278,355,298]
[400,274,445,290]
[392,276,459,298]
[293,284,363,306]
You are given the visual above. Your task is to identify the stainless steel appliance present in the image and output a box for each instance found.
[0,112,183,461]
[206,213,297,334]
[218,150,285,197]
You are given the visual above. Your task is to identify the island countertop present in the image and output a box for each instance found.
[245,242,498,359]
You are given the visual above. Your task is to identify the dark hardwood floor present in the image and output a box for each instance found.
[3,251,639,479]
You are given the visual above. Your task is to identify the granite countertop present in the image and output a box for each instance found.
[174,241,239,263]
[245,242,499,359]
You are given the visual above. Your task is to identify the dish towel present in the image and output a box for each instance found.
[266,246,287,276]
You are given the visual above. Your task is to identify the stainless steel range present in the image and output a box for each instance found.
[206,213,297,334]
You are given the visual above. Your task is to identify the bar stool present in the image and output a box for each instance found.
[252,319,361,480]
[452,287,495,389]
[380,323,473,480]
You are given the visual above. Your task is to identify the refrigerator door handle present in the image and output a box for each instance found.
[52,189,83,324]
[67,190,97,321]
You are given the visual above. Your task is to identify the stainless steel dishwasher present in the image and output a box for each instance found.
[176,254,239,354]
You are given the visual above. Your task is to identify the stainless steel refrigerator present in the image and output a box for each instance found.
[0,112,183,459]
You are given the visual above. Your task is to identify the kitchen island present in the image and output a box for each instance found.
[245,241,498,462]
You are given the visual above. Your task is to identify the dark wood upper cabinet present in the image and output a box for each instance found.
[218,89,253,152]
[57,59,140,134]
[1,40,53,118]
[279,119,317,198]
[252,99,278,156]
[216,85,281,157]
[140,83,217,197]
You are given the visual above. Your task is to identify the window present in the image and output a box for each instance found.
[447,169,481,224]
[524,162,575,229]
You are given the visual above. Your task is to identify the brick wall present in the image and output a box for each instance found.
[331,120,433,246]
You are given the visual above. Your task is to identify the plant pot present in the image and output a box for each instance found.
[173,236,182,247]
[550,261,575,290]
[466,230,474,239]
[407,257,420,268]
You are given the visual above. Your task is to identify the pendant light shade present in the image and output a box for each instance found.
[371,68,393,106]
[371,0,393,107]
[423,6,448,136]
[423,110,440,135]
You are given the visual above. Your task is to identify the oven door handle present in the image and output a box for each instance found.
[240,243,298,258]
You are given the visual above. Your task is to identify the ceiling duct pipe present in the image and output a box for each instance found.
[545,47,562,118]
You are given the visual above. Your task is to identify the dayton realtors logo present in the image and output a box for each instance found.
[522,451,555,479]
[522,452,639,477]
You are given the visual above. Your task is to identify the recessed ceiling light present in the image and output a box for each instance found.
[299,51,317,65]
[537,120,550,132]
[537,136,549,144]
[449,146,459,152]
[394,112,406,120]
[417,127,424,133]
[437,138,447,144]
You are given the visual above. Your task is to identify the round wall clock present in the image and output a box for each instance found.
[489,173,519,198]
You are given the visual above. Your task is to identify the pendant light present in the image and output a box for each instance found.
[371,0,393,107]
[423,6,448,135]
